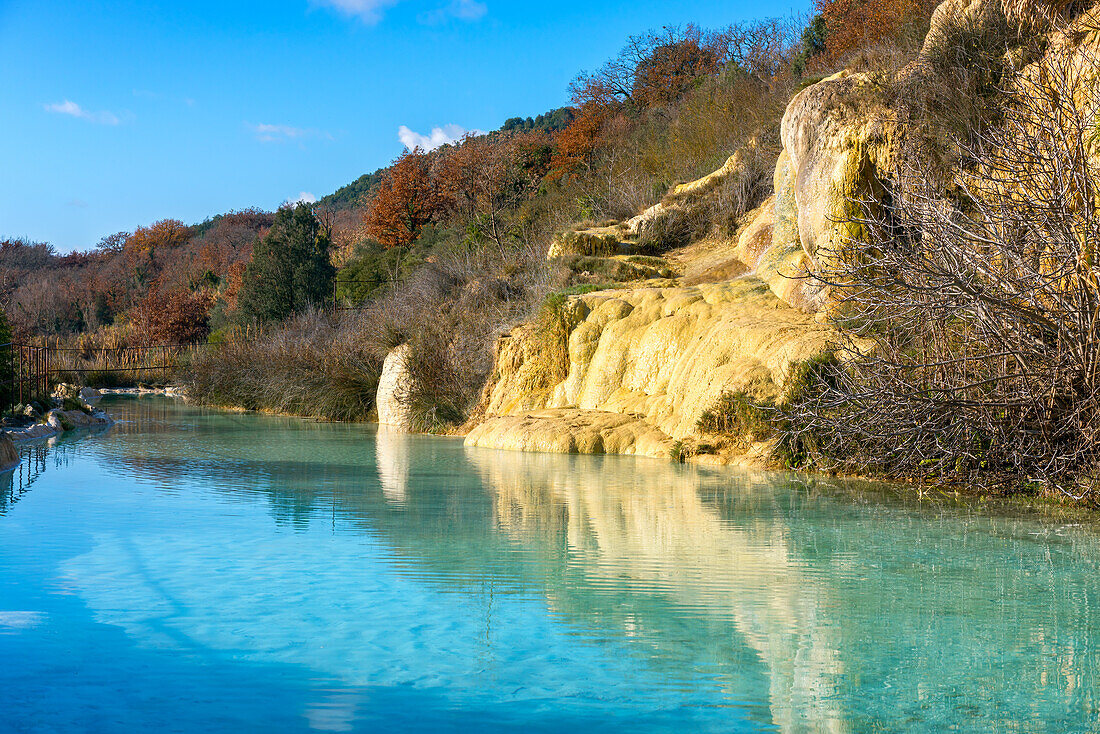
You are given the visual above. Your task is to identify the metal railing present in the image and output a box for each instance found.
[0,343,49,411]
[1,341,199,414]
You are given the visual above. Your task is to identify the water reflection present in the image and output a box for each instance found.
[0,437,84,514]
[12,397,1100,731]
[376,427,411,505]
[468,448,848,733]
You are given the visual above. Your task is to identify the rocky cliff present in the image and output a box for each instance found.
[460,69,892,464]
[456,0,1098,465]
[465,279,833,462]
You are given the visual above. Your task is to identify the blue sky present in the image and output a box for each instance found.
[0,0,807,252]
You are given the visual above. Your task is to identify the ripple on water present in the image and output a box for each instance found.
[1,396,1100,732]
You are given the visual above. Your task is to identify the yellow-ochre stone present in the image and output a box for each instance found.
[467,0,1100,465]
[465,409,675,458]
[465,277,835,462]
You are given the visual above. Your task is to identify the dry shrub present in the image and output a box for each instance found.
[184,309,382,421]
[394,252,550,431]
[128,288,214,345]
[813,0,940,69]
[185,248,551,429]
[788,30,1100,496]
[636,208,707,253]
[700,145,777,238]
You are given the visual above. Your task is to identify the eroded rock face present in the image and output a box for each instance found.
[467,278,834,460]
[780,72,896,302]
[0,433,18,471]
[467,48,891,463]
[376,344,416,432]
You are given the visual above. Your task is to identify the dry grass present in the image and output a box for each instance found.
[183,310,382,421]
[184,248,551,429]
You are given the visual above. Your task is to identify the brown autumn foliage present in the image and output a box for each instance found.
[814,0,939,65]
[632,35,722,108]
[125,219,190,255]
[440,131,553,250]
[570,25,731,110]
[363,150,448,249]
[128,288,214,345]
[548,103,612,181]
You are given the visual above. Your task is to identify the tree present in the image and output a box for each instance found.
[632,34,721,108]
[363,150,446,249]
[440,132,551,252]
[236,204,335,322]
[791,15,828,76]
[813,0,939,65]
[548,103,611,180]
[570,25,726,109]
[0,306,11,409]
[128,288,214,345]
[566,23,797,110]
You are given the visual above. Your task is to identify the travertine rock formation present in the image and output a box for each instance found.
[465,0,1100,463]
[376,344,416,432]
[466,279,834,461]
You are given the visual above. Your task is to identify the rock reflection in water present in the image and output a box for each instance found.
[16,397,1100,732]
[465,447,847,734]
[461,446,1100,731]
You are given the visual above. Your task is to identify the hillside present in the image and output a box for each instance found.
[7,0,1100,499]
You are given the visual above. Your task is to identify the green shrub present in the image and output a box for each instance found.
[557,255,673,283]
[782,352,840,406]
[61,396,90,414]
[697,353,842,469]
[554,230,622,257]
[698,391,776,442]
[530,294,573,387]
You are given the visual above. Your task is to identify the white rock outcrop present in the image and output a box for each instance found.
[376,344,416,432]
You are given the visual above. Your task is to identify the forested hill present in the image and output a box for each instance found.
[2,1,934,345]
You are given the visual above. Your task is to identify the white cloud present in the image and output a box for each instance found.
[419,0,487,23]
[248,123,332,144]
[287,191,318,206]
[44,100,120,125]
[310,0,400,23]
[398,124,485,152]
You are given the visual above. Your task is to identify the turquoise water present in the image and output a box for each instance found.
[3,398,1100,732]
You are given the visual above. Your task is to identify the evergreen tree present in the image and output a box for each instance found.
[236,204,335,322]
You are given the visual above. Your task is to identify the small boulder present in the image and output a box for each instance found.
[46,410,75,432]
[0,433,17,471]
[20,423,58,440]
[51,383,77,400]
